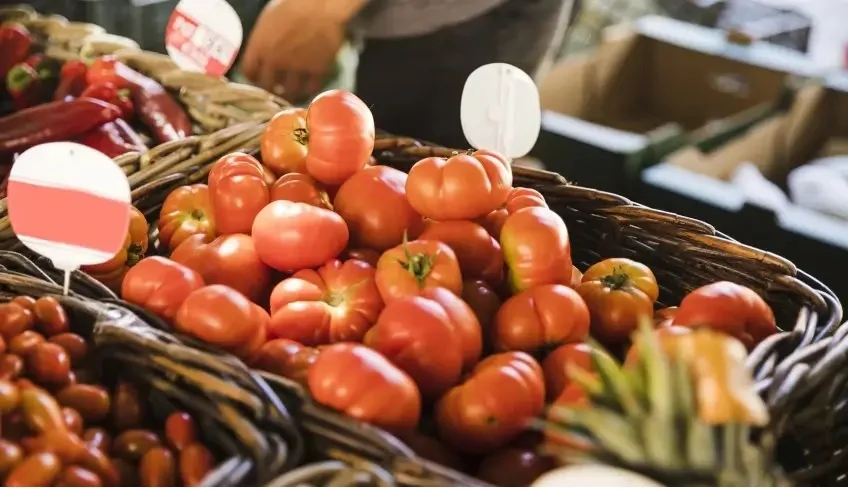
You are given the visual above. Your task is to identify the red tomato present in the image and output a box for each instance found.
[462,280,502,334]
[493,284,589,353]
[399,433,464,471]
[541,342,593,402]
[268,259,383,345]
[308,343,421,433]
[341,248,381,268]
[418,287,482,370]
[476,448,556,487]
[571,265,582,288]
[477,187,548,238]
[250,339,320,386]
[305,90,375,185]
[174,285,262,350]
[654,306,678,329]
[171,234,271,303]
[500,207,572,293]
[406,150,512,221]
[435,352,545,454]
[82,206,149,292]
[121,257,205,323]
[333,166,424,251]
[270,172,331,209]
[158,184,216,251]
[375,239,462,304]
[252,200,349,272]
[261,108,308,175]
[233,305,269,363]
[674,281,777,348]
[207,153,270,235]
[575,258,659,345]
[418,221,503,284]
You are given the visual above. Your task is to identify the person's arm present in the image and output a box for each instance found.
[321,0,370,23]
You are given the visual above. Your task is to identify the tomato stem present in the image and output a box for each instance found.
[292,127,309,145]
[601,267,630,290]
[398,231,433,288]
[126,243,144,267]
[190,209,204,221]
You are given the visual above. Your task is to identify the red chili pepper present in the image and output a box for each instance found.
[6,63,42,110]
[0,97,122,153]
[88,56,193,143]
[81,82,134,119]
[0,24,32,82]
[77,118,148,158]
[54,60,89,101]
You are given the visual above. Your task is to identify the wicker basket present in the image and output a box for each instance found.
[0,250,304,486]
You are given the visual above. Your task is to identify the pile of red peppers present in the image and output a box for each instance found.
[0,22,195,198]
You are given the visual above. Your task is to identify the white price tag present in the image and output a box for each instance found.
[165,0,243,76]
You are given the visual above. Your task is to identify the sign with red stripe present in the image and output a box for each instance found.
[165,0,242,77]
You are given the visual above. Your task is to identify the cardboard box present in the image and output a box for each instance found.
[532,15,821,194]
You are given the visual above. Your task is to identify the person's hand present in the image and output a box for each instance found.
[242,0,347,102]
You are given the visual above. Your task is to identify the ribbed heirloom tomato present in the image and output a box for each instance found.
[308,343,421,433]
[477,187,548,237]
[575,258,659,345]
[158,184,216,251]
[261,107,308,175]
[82,206,148,292]
[500,207,572,293]
[333,166,424,251]
[252,200,349,272]
[375,239,462,303]
[541,342,593,402]
[175,285,266,353]
[406,150,512,220]
[121,257,205,323]
[418,220,503,284]
[435,352,545,454]
[493,284,590,353]
[207,152,270,235]
[304,90,375,185]
[270,172,332,209]
[268,259,384,345]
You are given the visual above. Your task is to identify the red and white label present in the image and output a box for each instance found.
[165,0,243,76]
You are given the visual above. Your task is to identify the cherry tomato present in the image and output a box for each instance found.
[406,150,512,221]
[207,152,270,235]
[375,239,462,304]
[333,166,424,251]
[418,221,503,284]
[268,259,383,345]
[477,447,556,487]
[0,303,34,340]
[541,342,593,402]
[308,343,421,433]
[175,285,263,351]
[261,107,308,175]
[82,206,149,292]
[435,352,545,454]
[305,90,375,185]
[157,184,215,251]
[171,234,271,304]
[575,258,659,345]
[252,200,349,272]
[270,172,332,209]
[121,257,205,323]
[249,339,319,386]
[493,284,589,353]
[477,187,548,237]
[674,281,776,348]
[500,207,572,293]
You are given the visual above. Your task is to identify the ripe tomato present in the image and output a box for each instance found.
[500,207,572,293]
[654,306,678,329]
[477,187,548,238]
[233,305,269,363]
[375,239,462,304]
[341,248,381,268]
[308,343,421,433]
[418,221,503,284]
[462,280,501,334]
[399,433,464,471]
[270,172,331,209]
[121,257,205,323]
[207,152,270,235]
[174,285,262,350]
[268,259,383,345]
[477,447,557,487]
[493,284,589,353]
[305,90,375,185]
[333,166,424,251]
[406,150,512,221]
[171,234,271,303]
[82,206,149,292]
[158,184,216,251]
[623,324,692,368]
[261,107,308,175]
[541,342,593,402]
[674,281,776,348]
[571,265,582,288]
[575,258,659,345]
[250,339,320,387]
[252,200,349,272]
[435,352,545,454]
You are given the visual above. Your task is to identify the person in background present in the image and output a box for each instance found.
[242,0,569,149]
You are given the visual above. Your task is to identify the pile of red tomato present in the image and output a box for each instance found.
[83,89,780,483]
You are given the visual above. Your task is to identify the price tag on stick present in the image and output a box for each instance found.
[165,0,243,76]
[7,142,131,294]
[461,63,542,159]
